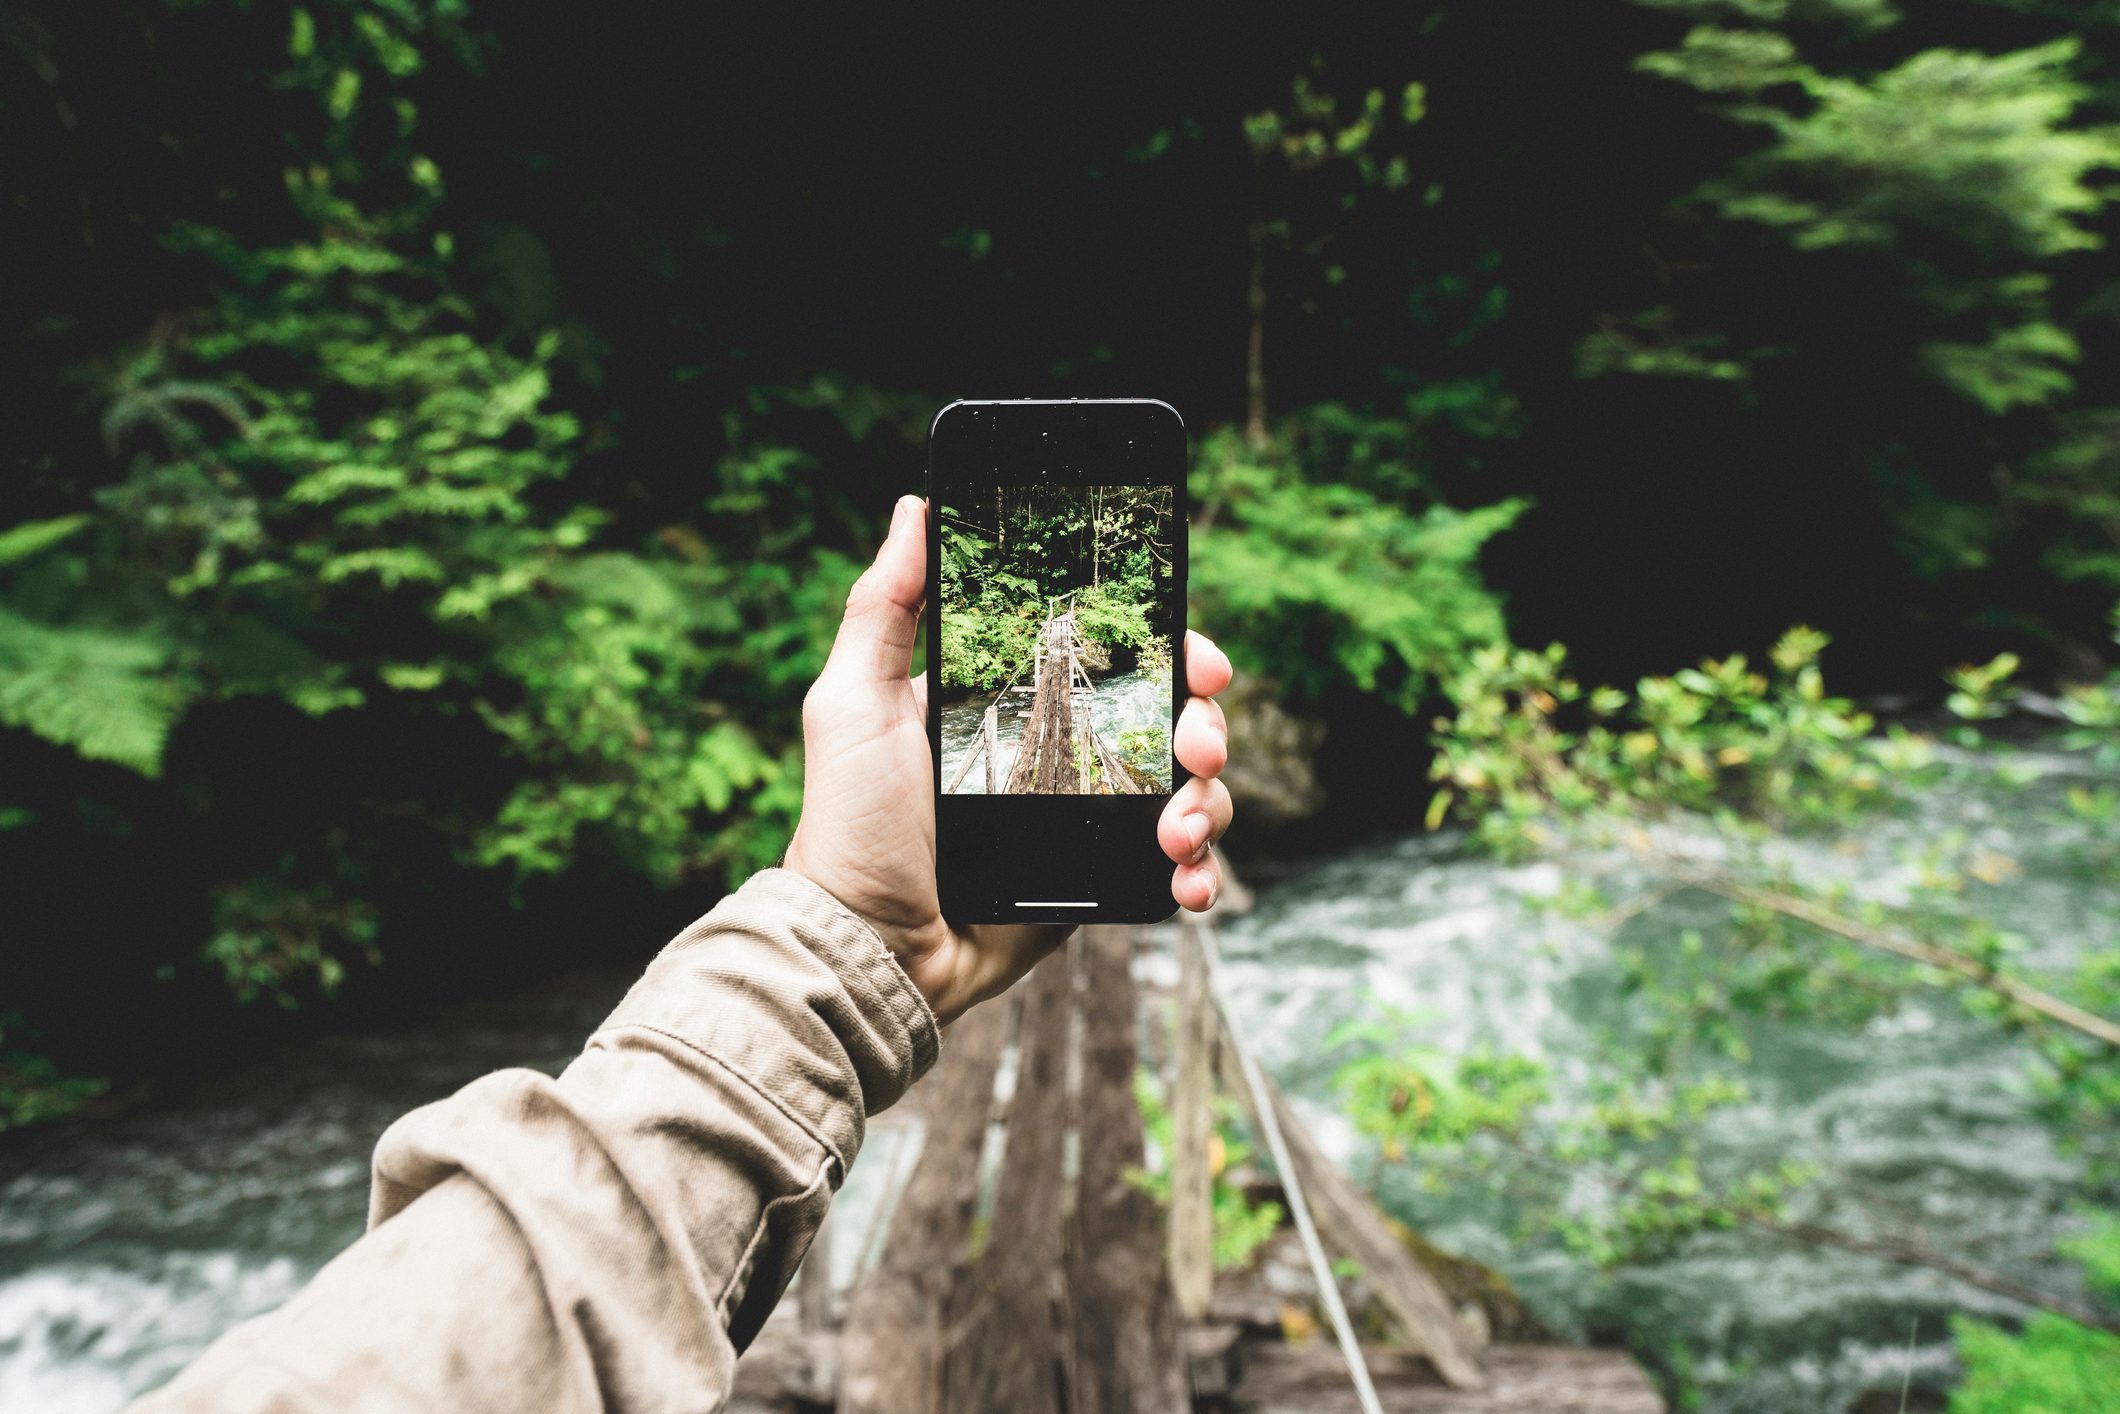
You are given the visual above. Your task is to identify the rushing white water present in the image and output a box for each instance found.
[0,747,2106,1411]
[1179,748,2111,1412]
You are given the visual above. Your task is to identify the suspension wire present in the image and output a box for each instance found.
[1192,920,1386,1414]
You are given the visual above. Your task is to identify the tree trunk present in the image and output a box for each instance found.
[1092,486,1101,588]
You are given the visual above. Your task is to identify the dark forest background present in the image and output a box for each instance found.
[3,0,2118,1112]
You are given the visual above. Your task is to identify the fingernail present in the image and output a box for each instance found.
[1203,872,1219,909]
[1183,810,1210,854]
[893,494,922,532]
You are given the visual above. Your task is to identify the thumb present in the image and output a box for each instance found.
[825,495,927,682]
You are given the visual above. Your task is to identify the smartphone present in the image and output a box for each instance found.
[926,399,1188,924]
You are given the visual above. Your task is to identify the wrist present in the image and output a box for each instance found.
[781,834,958,1022]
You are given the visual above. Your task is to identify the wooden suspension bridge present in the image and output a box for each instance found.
[724,885,1667,1413]
[945,600,1159,796]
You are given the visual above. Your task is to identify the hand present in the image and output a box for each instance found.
[784,494,1235,1025]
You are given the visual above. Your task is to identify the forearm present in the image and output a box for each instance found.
[131,869,938,1414]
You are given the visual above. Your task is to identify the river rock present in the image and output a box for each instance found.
[1214,672,1326,822]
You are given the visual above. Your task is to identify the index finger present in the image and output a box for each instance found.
[1185,630,1233,699]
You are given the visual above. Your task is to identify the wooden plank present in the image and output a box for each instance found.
[837,1002,1009,1414]
[1169,924,1215,1321]
[1211,1013,1489,1389]
[943,953,1073,1412]
[1008,637,1080,795]
[1229,1342,1663,1413]
[944,727,986,795]
[1068,927,1188,1413]
[983,704,998,795]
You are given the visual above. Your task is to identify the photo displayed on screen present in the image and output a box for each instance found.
[938,485,1175,796]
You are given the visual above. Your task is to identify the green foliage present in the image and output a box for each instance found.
[0,1015,109,1131]
[1428,626,1917,853]
[1577,308,1749,382]
[939,605,1041,694]
[1414,618,2120,1335]
[1634,0,1901,30]
[2022,414,2120,594]
[938,486,1171,692]
[1329,1006,1817,1268]
[1191,418,1525,712]
[1328,1010,1548,1157]
[1072,581,1155,657]
[0,0,852,1017]
[1635,26,1806,94]
[1132,1069,1287,1271]
[1244,73,1428,191]
[1630,29,2120,413]
[2063,1214,2120,1298]
[1950,1217,2120,1412]
[2058,610,2120,771]
[0,609,193,776]
[1616,5,2120,623]
[1119,724,1171,777]
[0,517,92,567]
[1703,42,2120,261]
[1949,1314,2120,1413]
[205,872,382,1008]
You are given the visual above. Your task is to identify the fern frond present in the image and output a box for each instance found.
[0,517,90,568]
[0,609,194,775]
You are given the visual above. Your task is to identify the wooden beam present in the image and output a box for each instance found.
[944,727,987,795]
[983,704,998,795]
[1169,924,1215,1321]
[837,1003,1009,1414]
[1232,1342,1662,1412]
[1069,927,1188,1412]
[943,953,1073,1412]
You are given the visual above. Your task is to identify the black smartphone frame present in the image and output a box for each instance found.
[926,399,1188,924]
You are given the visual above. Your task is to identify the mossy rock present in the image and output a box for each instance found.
[1215,671,1325,823]
[1390,1218,1548,1343]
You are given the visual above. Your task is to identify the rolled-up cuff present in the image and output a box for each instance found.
[741,868,941,1102]
[591,868,940,1166]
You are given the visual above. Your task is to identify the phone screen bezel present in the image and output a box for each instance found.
[926,399,1188,925]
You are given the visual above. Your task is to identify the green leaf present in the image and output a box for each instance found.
[0,516,91,568]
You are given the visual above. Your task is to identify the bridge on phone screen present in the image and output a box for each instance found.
[943,600,1155,796]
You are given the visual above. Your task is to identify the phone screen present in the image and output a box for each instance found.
[927,400,1187,923]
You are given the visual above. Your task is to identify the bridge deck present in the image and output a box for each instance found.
[945,604,1153,795]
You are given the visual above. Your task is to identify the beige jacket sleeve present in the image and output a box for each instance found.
[130,868,940,1414]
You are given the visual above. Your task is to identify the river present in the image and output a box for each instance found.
[0,745,2106,1411]
[938,668,1169,792]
